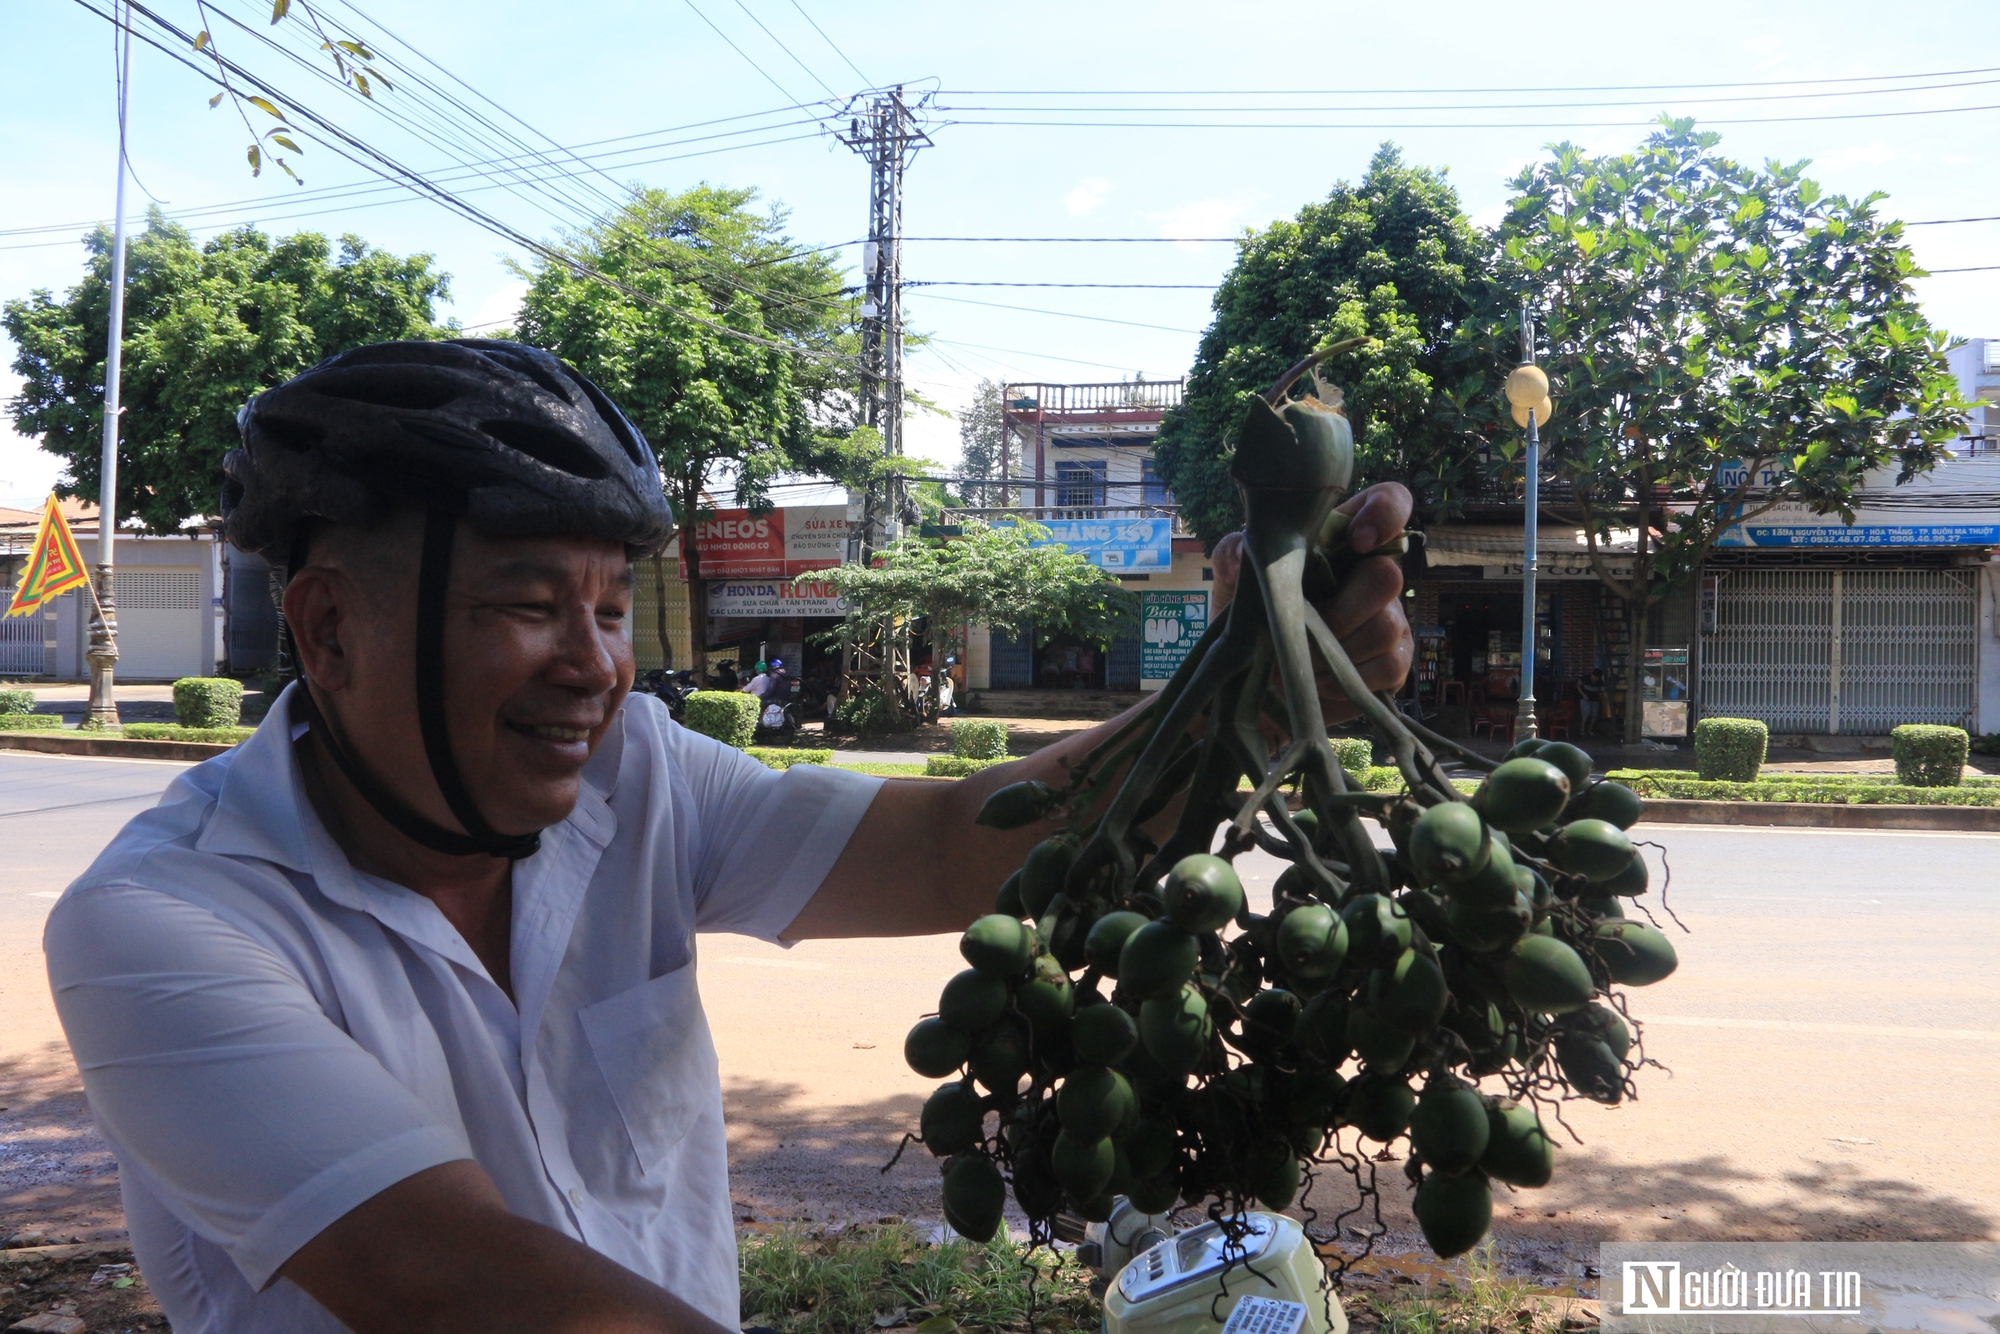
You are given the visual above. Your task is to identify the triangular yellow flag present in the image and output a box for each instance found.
[5,495,93,617]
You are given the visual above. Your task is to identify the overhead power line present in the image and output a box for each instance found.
[942,66,2000,95]
[680,0,799,105]
[76,0,858,364]
[731,0,839,100]
[935,75,2000,115]
[909,281,1216,289]
[910,293,1201,333]
[786,0,870,88]
[943,103,2000,132]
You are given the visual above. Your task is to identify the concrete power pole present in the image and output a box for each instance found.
[839,87,930,558]
[836,87,931,711]
[88,0,136,727]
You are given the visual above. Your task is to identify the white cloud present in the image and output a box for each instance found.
[0,368,69,511]
[1816,140,1914,172]
[1149,197,1252,248]
[462,280,528,333]
[1065,178,1110,217]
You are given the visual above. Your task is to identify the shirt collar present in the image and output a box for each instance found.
[195,682,625,882]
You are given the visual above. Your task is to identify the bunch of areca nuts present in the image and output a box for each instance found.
[903,737,1676,1259]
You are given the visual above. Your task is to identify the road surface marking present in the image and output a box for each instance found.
[1643,1014,2000,1041]
[26,891,60,899]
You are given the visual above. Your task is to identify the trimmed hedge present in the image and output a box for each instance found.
[683,691,759,748]
[0,713,64,731]
[1612,771,2000,806]
[926,755,1007,777]
[745,747,834,770]
[1891,724,1967,788]
[173,677,244,729]
[950,719,1010,760]
[0,689,35,716]
[121,723,256,744]
[1694,717,1767,782]
[1331,737,1372,781]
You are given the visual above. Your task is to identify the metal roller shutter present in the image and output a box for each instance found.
[114,568,208,681]
[1698,567,1976,734]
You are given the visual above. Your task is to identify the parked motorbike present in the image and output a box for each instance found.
[632,667,699,721]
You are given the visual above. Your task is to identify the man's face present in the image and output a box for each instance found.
[295,522,636,841]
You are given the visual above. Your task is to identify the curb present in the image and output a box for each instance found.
[1638,797,2000,832]
[0,1241,133,1267]
[0,732,233,762]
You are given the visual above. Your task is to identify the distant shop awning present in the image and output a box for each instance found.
[1424,525,1638,579]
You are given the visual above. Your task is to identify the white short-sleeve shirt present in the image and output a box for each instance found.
[43,685,883,1334]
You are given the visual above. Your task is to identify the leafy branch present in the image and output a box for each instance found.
[190,0,392,182]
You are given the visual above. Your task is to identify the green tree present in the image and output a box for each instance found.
[813,522,1136,723]
[955,378,1005,505]
[1462,118,1970,742]
[3,210,448,532]
[513,183,863,675]
[1155,144,1495,545]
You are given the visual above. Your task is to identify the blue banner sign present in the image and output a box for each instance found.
[1026,515,1173,569]
[1725,523,2000,548]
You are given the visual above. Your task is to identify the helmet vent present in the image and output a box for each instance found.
[481,419,610,480]
[314,375,463,412]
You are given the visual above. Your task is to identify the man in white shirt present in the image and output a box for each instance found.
[43,340,1414,1334]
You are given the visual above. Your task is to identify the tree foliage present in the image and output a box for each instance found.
[513,183,864,669]
[1460,118,1970,739]
[955,377,1005,504]
[1156,144,1495,545]
[814,522,1137,716]
[3,210,447,531]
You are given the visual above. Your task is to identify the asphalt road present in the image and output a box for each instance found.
[1,751,1995,1268]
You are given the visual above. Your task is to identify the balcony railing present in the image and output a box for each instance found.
[1001,379,1184,414]
[942,504,1192,537]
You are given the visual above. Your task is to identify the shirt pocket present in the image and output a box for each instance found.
[577,965,718,1176]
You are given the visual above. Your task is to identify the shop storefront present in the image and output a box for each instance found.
[678,497,854,684]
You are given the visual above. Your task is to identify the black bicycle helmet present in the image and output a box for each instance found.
[222,339,674,862]
[224,338,672,557]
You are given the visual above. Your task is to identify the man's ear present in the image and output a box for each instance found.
[283,567,353,692]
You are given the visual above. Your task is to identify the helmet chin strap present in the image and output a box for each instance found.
[292,507,541,862]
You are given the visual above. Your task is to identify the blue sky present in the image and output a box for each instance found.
[4,0,1997,509]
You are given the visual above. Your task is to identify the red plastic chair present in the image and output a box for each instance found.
[1541,699,1577,740]
[1439,679,1467,705]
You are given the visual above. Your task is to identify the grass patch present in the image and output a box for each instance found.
[747,747,836,770]
[1363,1244,1589,1334]
[738,1223,1095,1334]
[833,761,932,778]
[0,714,66,731]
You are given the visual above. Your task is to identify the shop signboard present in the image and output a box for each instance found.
[705,579,850,619]
[681,504,851,578]
[1141,590,1208,681]
[1028,514,1172,570]
[1710,459,2000,547]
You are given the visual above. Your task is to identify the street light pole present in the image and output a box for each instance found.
[1515,303,1541,743]
[87,0,134,727]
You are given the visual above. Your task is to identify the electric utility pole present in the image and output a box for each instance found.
[838,86,931,558]
[88,0,135,727]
